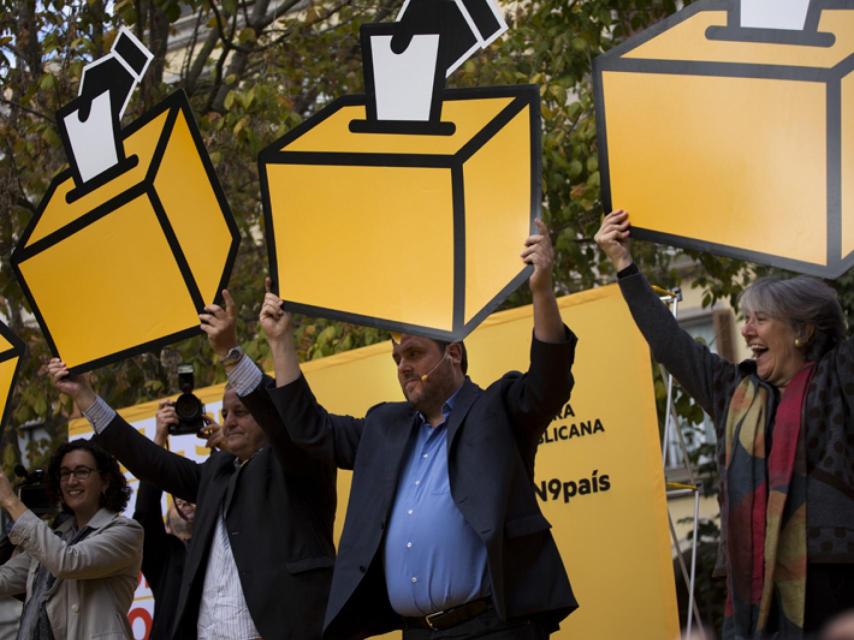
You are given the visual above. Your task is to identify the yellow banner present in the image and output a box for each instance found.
[71,284,678,639]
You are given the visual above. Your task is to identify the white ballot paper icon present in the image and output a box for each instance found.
[359,0,507,129]
[739,0,810,30]
[370,34,440,121]
[61,91,119,183]
[57,27,153,190]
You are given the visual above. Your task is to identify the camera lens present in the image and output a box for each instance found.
[174,393,202,421]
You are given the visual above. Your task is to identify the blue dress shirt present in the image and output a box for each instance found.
[383,389,489,616]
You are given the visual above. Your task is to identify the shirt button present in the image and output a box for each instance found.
[406,542,413,548]
[411,576,418,584]
[407,509,413,515]
[422,454,429,459]
[71,604,79,614]
[414,480,420,486]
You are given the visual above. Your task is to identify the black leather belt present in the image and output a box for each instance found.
[403,598,490,631]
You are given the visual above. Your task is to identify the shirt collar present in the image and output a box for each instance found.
[416,383,464,427]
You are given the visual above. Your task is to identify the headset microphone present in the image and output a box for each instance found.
[420,350,450,382]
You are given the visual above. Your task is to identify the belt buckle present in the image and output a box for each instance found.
[424,609,445,631]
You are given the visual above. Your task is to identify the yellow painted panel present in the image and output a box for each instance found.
[625,9,854,69]
[30,110,170,246]
[843,72,854,259]
[281,98,513,155]
[268,163,455,330]
[463,107,531,322]
[18,194,198,368]
[603,71,827,265]
[155,109,232,303]
[0,333,12,353]
[0,356,17,423]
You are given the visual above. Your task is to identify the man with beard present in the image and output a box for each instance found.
[257,219,578,639]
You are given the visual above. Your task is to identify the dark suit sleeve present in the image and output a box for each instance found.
[93,414,202,503]
[239,382,327,475]
[268,374,365,470]
[502,325,577,441]
[133,481,168,589]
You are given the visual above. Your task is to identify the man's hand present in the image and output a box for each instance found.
[261,278,301,387]
[521,218,563,343]
[260,278,292,344]
[46,358,97,411]
[199,416,226,452]
[154,401,178,448]
[594,209,633,272]
[522,218,555,295]
[199,289,238,358]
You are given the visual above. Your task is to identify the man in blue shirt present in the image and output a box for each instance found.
[263,218,577,638]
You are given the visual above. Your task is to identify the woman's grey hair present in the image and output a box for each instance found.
[739,275,847,360]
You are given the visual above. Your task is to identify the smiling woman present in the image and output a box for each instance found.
[595,210,854,639]
[0,440,142,640]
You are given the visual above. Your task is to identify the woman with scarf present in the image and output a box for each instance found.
[0,439,142,639]
[596,209,854,639]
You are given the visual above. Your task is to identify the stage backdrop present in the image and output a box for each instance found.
[70,284,678,640]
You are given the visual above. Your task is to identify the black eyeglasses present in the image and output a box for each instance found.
[58,466,97,482]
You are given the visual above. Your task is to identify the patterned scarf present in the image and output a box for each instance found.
[722,364,813,640]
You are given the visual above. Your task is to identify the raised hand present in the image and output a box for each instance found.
[260,277,292,344]
[0,470,24,520]
[46,358,97,410]
[522,218,555,295]
[199,289,238,358]
[594,209,633,272]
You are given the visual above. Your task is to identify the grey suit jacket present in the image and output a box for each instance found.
[0,508,142,640]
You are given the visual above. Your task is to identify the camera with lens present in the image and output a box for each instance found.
[170,364,205,436]
[14,465,55,518]
[0,466,60,552]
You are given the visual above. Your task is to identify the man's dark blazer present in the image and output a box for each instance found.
[93,384,337,640]
[270,330,579,639]
[132,480,186,639]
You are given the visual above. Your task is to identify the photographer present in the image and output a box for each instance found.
[0,440,142,639]
[48,289,337,640]
[133,400,221,639]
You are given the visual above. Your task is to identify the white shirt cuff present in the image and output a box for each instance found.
[227,355,263,397]
[81,396,117,434]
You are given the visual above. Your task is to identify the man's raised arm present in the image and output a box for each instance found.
[525,217,565,344]
[47,360,201,502]
[505,218,576,434]
[260,280,365,470]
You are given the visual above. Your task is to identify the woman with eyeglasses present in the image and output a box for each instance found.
[0,439,142,639]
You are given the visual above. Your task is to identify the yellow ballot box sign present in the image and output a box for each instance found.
[260,86,538,341]
[0,324,25,438]
[12,88,239,373]
[594,0,854,278]
[260,0,536,341]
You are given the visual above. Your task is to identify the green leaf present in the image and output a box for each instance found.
[238,27,256,44]
[39,74,56,91]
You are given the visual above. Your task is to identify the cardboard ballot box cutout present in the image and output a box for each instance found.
[0,324,25,438]
[260,0,538,341]
[13,89,239,373]
[259,85,539,341]
[594,0,854,278]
